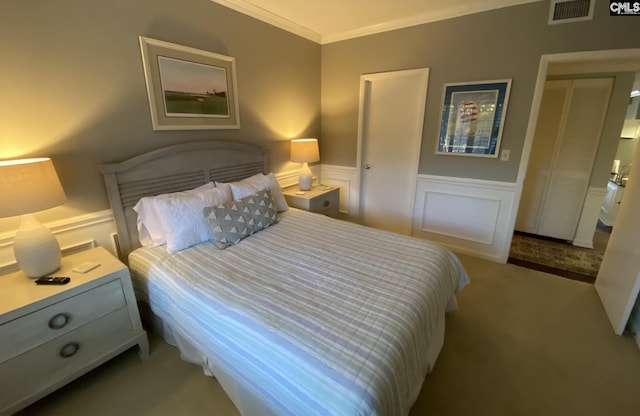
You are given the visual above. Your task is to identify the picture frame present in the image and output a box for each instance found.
[436,79,511,157]
[139,36,240,130]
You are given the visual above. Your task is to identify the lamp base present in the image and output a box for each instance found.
[298,162,313,191]
[13,214,61,278]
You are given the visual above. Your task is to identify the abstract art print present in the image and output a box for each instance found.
[436,80,511,157]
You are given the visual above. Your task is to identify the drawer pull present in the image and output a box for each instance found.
[60,342,80,358]
[323,200,330,207]
[48,313,70,330]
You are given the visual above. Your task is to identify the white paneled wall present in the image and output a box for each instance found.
[320,166,518,263]
[320,165,358,215]
[573,186,608,248]
[412,175,517,262]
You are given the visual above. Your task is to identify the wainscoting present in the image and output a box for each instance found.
[412,175,517,263]
[320,167,518,263]
[320,164,358,216]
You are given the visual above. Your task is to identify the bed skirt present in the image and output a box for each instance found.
[141,301,450,416]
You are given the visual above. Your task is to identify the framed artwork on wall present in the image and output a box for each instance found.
[139,36,240,130]
[436,79,511,157]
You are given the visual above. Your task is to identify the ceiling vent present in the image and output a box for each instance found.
[548,0,594,24]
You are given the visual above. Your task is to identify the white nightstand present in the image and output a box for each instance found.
[283,185,340,218]
[0,246,148,415]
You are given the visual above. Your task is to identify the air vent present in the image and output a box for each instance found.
[548,0,594,24]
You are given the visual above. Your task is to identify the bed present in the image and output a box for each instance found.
[100,140,469,416]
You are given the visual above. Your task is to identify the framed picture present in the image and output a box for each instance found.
[139,36,240,130]
[436,79,511,157]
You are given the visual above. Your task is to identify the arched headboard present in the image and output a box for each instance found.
[100,141,266,261]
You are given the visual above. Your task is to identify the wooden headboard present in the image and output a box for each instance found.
[100,141,266,261]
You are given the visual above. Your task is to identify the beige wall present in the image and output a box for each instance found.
[320,2,640,182]
[0,0,320,231]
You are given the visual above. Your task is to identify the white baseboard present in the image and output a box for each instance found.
[0,210,116,274]
[413,175,517,263]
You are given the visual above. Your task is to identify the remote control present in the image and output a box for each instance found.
[34,276,71,285]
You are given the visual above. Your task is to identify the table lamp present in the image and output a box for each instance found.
[0,158,67,277]
[291,138,319,191]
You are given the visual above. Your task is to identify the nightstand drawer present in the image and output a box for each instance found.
[283,186,340,218]
[308,190,339,214]
[0,279,126,363]
[0,307,132,411]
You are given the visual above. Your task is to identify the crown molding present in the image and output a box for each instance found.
[212,0,540,45]
[322,0,540,44]
[211,0,322,43]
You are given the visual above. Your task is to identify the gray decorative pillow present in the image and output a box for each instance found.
[203,189,278,249]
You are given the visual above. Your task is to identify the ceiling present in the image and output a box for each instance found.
[212,0,542,44]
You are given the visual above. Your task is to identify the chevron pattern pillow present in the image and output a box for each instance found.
[203,189,278,249]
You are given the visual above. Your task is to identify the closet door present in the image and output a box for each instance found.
[538,78,612,240]
[517,78,613,240]
[516,80,570,233]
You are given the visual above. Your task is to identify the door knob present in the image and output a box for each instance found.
[364,164,371,170]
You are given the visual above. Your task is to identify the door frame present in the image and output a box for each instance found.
[354,68,429,226]
[507,49,640,260]
[509,49,640,336]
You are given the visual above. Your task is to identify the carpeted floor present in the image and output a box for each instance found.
[508,230,609,282]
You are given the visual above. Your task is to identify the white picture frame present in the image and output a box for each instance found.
[139,36,240,130]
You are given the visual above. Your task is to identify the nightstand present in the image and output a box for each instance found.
[283,185,340,217]
[0,246,148,415]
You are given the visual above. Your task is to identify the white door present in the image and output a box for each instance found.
[595,144,640,335]
[357,69,428,234]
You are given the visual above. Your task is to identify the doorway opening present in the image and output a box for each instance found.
[507,51,640,285]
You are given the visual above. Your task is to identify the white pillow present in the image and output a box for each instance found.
[223,173,289,212]
[148,183,232,253]
[133,182,217,247]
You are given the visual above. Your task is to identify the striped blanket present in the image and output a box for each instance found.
[129,208,468,415]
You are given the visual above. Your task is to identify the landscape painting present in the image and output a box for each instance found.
[158,56,229,118]
[139,37,240,130]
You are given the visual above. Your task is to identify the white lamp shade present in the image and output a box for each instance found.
[0,158,66,277]
[290,139,320,163]
[0,158,66,218]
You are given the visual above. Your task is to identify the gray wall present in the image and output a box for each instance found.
[0,0,320,230]
[321,2,640,182]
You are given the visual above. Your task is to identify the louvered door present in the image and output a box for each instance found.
[516,80,570,233]
[517,78,613,240]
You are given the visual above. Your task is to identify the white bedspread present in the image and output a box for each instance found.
[129,208,469,416]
